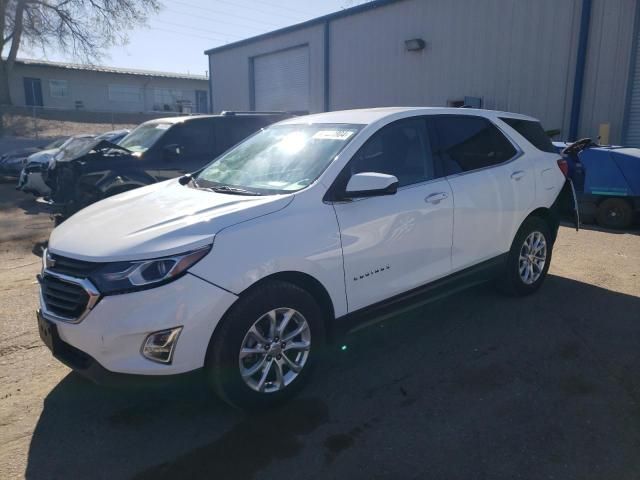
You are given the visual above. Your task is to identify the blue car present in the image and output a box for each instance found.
[554,139,640,229]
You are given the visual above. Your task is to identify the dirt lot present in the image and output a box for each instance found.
[0,181,639,480]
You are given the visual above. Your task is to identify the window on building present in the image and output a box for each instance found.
[433,116,517,175]
[153,88,183,112]
[500,117,556,153]
[49,79,68,98]
[108,84,142,103]
[348,118,433,187]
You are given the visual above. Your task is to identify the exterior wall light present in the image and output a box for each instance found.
[405,38,426,51]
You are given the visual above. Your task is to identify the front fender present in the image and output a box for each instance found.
[188,196,348,318]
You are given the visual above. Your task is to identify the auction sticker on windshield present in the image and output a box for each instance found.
[312,130,356,140]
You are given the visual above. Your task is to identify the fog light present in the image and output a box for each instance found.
[141,327,182,364]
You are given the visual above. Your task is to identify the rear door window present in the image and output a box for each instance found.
[500,117,556,153]
[432,116,517,175]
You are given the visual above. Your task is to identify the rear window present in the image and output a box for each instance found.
[500,118,556,153]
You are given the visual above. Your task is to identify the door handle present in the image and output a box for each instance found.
[511,170,526,181]
[425,192,448,204]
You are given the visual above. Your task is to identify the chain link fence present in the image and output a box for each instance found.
[0,104,187,140]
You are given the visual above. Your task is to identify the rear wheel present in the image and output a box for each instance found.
[205,280,325,410]
[498,217,552,296]
[596,198,633,229]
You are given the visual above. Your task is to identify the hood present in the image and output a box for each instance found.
[55,139,131,163]
[1,147,40,160]
[49,179,294,262]
[26,148,58,165]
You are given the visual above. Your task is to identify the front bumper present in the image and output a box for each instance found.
[37,312,204,386]
[39,272,238,377]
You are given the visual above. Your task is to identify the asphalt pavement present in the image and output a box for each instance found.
[1,181,639,480]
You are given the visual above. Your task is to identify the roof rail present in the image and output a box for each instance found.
[220,110,307,116]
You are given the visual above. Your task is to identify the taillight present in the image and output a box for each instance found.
[557,158,569,177]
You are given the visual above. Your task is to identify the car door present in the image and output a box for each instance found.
[153,119,216,180]
[431,115,532,271]
[331,117,454,312]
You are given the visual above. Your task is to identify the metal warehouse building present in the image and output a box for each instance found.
[205,0,640,146]
[9,59,210,113]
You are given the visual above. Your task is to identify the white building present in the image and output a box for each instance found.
[8,59,210,113]
[205,0,640,145]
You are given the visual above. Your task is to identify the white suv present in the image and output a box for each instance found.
[37,107,569,408]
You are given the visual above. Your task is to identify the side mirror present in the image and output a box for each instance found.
[344,172,399,198]
[163,144,182,160]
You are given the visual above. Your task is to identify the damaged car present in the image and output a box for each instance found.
[18,130,129,198]
[44,112,294,221]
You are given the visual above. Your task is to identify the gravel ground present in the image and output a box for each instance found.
[0,182,639,480]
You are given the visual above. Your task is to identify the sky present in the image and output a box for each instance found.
[17,0,362,76]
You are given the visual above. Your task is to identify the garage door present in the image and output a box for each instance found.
[253,46,309,112]
[624,24,640,146]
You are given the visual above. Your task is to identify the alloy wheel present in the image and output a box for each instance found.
[238,308,311,393]
[518,231,547,285]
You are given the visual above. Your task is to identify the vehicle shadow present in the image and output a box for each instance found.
[560,219,640,236]
[26,275,640,480]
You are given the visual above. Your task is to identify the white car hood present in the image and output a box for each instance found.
[49,180,294,262]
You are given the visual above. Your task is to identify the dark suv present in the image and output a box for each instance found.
[46,111,296,220]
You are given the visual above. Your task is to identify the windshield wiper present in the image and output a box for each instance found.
[210,185,263,196]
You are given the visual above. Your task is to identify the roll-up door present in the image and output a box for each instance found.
[253,46,309,112]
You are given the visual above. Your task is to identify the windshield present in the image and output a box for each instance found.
[119,122,173,153]
[197,123,361,194]
[44,137,68,150]
[55,136,98,160]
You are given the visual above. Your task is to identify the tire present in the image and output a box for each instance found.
[596,198,633,229]
[205,280,325,410]
[498,217,553,296]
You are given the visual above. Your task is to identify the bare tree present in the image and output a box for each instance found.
[1,0,161,106]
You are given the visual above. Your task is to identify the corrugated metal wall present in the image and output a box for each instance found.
[329,0,581,136]
[623,0,640,146]
[208,0,638,143]
[580,0,636,144]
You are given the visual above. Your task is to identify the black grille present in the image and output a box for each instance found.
[48,254,100,278]
[41,275,89,319]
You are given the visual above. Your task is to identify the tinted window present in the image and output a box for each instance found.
[157,120,215,159]
[215,117,271,153]
[433,116,517,174]
[500,117,556,153]
[348,118,432,187]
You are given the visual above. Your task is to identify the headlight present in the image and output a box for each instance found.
[91,246,211,295]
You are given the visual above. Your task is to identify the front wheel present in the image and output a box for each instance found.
[498,217,553,296]
[205,280,325,410]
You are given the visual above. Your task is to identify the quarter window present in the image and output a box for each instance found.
[49,79,68,98]
[433,116,517,175]
[348,118,433,187]
[500,117,556,153]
